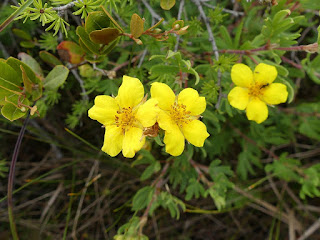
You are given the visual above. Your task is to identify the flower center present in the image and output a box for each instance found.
[115,107,135,130]
[248,83,268,98]
[170,102,192,127]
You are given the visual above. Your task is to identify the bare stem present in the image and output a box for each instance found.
[192,0,222,109]
[8,111,32,240]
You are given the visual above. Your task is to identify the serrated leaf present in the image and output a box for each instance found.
[132,186,154,211]
[89,28,120,45]
[299,119,320,141]
[185,179,205,201]
[43,65,69,90]
[265,154,301,182]
[130,14,144,38]
[160,0,175,10]
[140,162,161,181]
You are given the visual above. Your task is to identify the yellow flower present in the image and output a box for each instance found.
[151,83,210,156]
[228,63,288,124]
[88,76,158,158]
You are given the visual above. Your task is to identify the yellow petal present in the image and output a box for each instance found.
[135,98,159,127]
[122,127,145,158]
[151,82,175,111]
[177,88,206,115]
[231,63,254,87]
[157,110,176,132]
[88,95,118,125]
[101,125,124,157]
[246,98,268,124]
[182,120,209,147]
[253,63,277,85]
[262,83,288,105]
[117,75,144,108]
[228,87,250,110]
[163,125,185,156]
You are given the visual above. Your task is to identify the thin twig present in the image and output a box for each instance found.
[141,0,166,23]
[174,0,185,52]
[138,49,148,68]
[8,110,32,240]
[139,162,170,235]
[70,68,89,102]
[192,0,222,109]
[297,217,320,240]
[202,2,245,17]
[52,1,79,11]
[71,160,99,239]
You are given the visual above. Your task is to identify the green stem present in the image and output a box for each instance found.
[0,0,34,33]
[8,112,31,240]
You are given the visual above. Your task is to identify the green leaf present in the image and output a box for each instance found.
[140,161,161,181]
[209,159,233,180]
[299,118,320,141]
[89,28,120,45]
[20,65,33,94]
[130,13,144,38]
[272,9,291,26]
[185,178,205,201]
[1,97,29,121]
[132,186,154,211]
[43,65,69,90]
[20,41,35,48]
[18,52,43,77]
[265,153,301,182]
[0,60,21,87]
[131,149,155,167]
[76,26,101,55]
[6,57,39,84]
[100,37,119,55]
[234,19,244,49]
[277,76,294,103]
[150,65,179,75]
[12,28,32,40]
[219,26,233,48]
[160,0,176,10]
[39,51,63,66]
[85,11,111,34]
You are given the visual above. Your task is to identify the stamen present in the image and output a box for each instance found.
[170,102,192,127]
[114,107,136,130]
